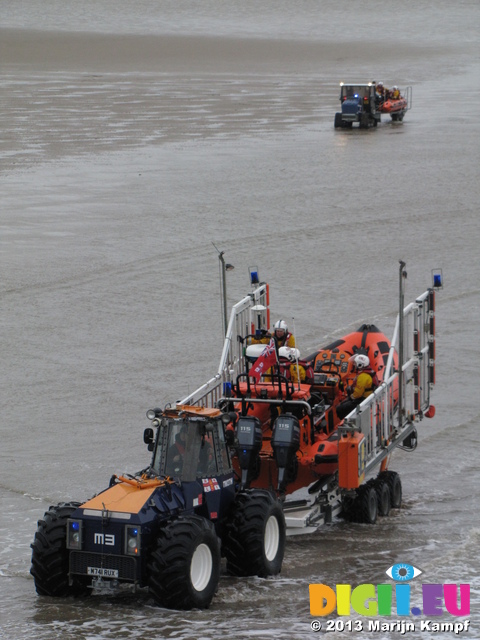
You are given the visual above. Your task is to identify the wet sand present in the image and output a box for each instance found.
[1,27,456,73]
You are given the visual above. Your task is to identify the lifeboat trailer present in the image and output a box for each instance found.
[179,262,441,534]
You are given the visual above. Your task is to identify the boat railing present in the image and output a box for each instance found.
[345,288,435,471]
[179,283,269,407]
[403,85,413,110]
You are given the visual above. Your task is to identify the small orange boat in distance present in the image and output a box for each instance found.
[380,97,408,113]
[378,86,412,121]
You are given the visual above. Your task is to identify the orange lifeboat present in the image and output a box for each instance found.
[228,324,397,495]
[379,98,408,113]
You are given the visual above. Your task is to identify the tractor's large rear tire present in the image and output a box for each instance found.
[359,113,369,129]
[148,515,220,610]
[380,471,402,508]
[223,489,286,577]
[30,502,86,597]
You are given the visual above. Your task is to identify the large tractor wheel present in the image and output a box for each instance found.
[380,471,402,508]
[30,502,86,597]
[148,515,220,610]
[359,113,369,129]
[334,112,343,129]
[223,489,286,577]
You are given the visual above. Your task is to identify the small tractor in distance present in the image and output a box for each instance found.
[335,83,381,129]
[30,405,286,610]
[335,82,412,129]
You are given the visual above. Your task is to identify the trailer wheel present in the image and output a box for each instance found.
[380,471,402,508]
[334,112,343,128]
[373,479,391,516]
[352,484,378,524]
[30,502,87,597]
[223,489,286,577]
[148,515,220,610]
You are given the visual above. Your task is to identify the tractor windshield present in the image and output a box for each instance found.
[341,85,370,101]
[151,417,231,481]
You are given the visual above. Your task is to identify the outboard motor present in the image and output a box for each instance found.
[271,414,300,493]
[235,416,263,489]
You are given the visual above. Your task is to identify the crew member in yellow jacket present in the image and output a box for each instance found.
[336,354,378,420]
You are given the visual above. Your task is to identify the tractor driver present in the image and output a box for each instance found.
[166,424,187,475]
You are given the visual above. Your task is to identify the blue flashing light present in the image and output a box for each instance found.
[432,269,443,289]
[132,528,138,536]
[71,521,80,531]
[223,381,232,397]
[249,265,260,285]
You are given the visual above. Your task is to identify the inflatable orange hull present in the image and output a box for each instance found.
[379,98,407,113]
[231,324,398,495]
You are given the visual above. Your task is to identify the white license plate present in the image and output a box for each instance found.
[87,566,119,578]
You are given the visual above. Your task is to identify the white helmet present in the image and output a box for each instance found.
[279,346,300,362]
[354,354,370,370]
[274,319,288,333]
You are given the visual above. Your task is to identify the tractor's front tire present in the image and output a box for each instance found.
[148,515,220,610]
[223,489,286,577]
[30,502,86,597]
[334,112,343,128]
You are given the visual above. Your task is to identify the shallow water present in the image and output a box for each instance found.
[1,1,479,638]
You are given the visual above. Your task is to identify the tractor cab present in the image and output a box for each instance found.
[340,83,376,112]
[145,405,232,482]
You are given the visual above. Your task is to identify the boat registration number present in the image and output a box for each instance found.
[87,566,118,578]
